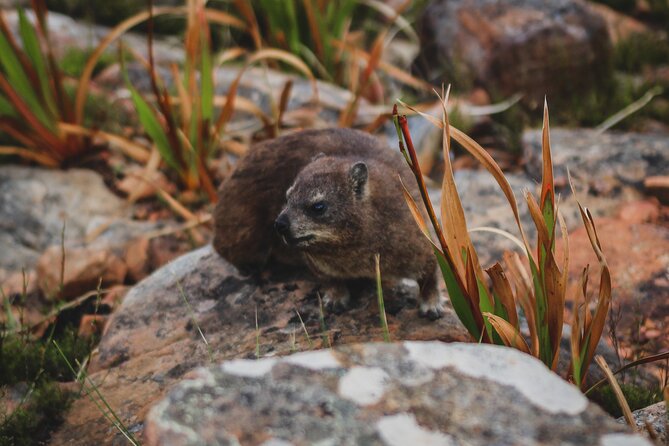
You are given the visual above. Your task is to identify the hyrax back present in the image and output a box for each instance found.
[214,128,443,318]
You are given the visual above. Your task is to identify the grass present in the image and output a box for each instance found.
[0,325,97,445]
[395,91,611,389]
[589,382,662,418]
[0,2,89,166]
[374,254,390,343]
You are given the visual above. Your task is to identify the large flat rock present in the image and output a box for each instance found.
[145,341,649,446]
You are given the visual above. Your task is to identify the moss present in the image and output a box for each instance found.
[59,48,116,78]
[0,382,71,446]
[615,33,669,73]
[46,0,185,33]
[0,326,95,386]
[589,0,636,14]
[589,382,662,418]
[0,324,96,444]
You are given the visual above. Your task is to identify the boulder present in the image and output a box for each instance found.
[522,128,669,227]
[619,401,667,444]
[145,341,650,446]
[50,246,469,445]
[416,0,611,108]
[0,166,127,280]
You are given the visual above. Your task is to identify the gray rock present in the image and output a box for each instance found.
[2,10,183,63]
[145,341,650,446]
[523,128,669,226]
[416,0,611,108]
[619,402,667,444]
[0,166,128,276]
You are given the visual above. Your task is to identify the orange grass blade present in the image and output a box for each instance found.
[484,312,531,354]
[486,263,519,329]
[213,48,317,137]
[74,6,245,123]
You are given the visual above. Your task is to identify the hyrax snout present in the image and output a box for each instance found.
[214,128,444,319]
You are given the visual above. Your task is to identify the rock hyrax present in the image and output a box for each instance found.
[214,128,443,318]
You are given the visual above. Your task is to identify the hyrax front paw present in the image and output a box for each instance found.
[419,295,445,320]
[321,283,350,314]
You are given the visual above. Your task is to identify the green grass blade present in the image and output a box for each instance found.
[375,254,391,342]
[0,24,53,130]
[17,9,57,119]
[476,278,498,344]
[125,80,179,171]
[200,31,213,123]
[435,248,479,339]
[0,94,16,117]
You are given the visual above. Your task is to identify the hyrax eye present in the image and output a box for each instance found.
[309,201,327,215]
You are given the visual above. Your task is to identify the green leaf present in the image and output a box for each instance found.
[435,248,479,340]
[200,28,213,123]
[17,9,57,119]
[0,94,16,117]
[0,20,53,130]
[476,278,499,344]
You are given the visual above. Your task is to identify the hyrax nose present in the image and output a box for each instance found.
[274,212,290,236]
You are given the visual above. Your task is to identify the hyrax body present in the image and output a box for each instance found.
[214,128,443,318]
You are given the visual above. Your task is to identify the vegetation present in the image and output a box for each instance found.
[0,2,87,166]
[0,325,96,445]
[395,95,611,389]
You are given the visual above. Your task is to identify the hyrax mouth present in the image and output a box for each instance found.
[281,234,315,247]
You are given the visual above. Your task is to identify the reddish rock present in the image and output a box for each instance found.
[645,176,669,205]
[417,0,611,107]
[617,199,661,224]
[78,315,108,338]
[100,285,130,313]
[36,245,128,301]
[565,218,669,377]
[588,2,649,44]
[124,237,150,282]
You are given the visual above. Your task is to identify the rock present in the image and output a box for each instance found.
[145,341,650,446]
[522,128,669,227]
[566,217,669,379]
[619,402,667,444]
[36,244,128,300]
[416,0,611,108]
[0,166,127,278]
[617,199,661,224]
[588,2,650,44]
[2,9,183,62]
[644,176,669,205]
[50,246,469,445]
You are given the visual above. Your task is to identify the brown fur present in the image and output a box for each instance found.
[213,128,443,317]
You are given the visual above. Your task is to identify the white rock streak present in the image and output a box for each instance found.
[404,341,589,415]
[338,366,389,405]
[285,349,341,370]
[599,433,653,446]
[221,358,277,378]
[376,414,456,446]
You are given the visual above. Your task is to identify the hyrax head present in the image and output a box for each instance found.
[274,155,369,250]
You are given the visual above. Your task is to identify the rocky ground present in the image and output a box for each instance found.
[1,0,668,444]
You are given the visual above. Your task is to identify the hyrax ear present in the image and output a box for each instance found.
[349,161,368,197]
[311,152,326,162]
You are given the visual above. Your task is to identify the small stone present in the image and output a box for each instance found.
[644,176,669,205]
[124,237,150,282]
[36,245,128,301]
[78,315,108,338]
